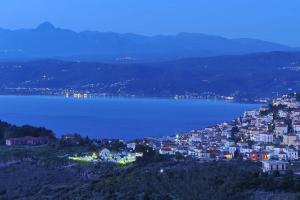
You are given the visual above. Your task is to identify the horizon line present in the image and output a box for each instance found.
[0,21,296,48]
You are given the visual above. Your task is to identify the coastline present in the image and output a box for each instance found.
[0,94,261,140]
[0,91,268,104]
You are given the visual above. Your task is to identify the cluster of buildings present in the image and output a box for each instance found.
[68,142,139,165]
[5,93,300,173]
[98,146,138,165]
[149,94,300,173]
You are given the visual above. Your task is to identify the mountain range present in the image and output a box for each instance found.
[0,22,299,62]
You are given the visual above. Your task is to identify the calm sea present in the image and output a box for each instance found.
[0,96,260,140]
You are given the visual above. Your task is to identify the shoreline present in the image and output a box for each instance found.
[0,94,261,141]
[0,92,267,105]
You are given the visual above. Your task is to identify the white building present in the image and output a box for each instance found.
[159,147,174,155]
[189,136,202,143]
[291,109,300,117]
[293,121,300,133]
[255,133,274,143]
[188,146,203,158]
[278,110,288,118]
[126,142,136,150]
[274,124,288,135]
[262,160,288,173]
[244,110,258,118]
[278,151,288,161]
[283,134,297,146]
[99,148,111,160]
[287,148,299,160]
[228,145,238,155]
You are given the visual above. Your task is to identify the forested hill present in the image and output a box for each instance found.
[1,51,300,101]
[0,120,55,143]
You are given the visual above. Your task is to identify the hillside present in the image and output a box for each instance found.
[1,51,300,100]
[0,22,298,62]
[0,120,55,144]
[0,147,300,200]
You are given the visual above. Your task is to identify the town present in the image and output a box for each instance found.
[152,93,300,174]
[4,93,300,175]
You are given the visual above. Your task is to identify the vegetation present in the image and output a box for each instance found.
[1,146,300,200]
[1,119,300,199]
[231,126,240,143]
[296,93,300,102]
[0,120,55,144]
[106,139,127,152]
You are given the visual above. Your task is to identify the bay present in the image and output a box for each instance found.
[0,96,260,140]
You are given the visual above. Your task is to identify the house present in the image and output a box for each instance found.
[223,151,233,160]
[265,144,274,151]
[249,151,270,161]
[6,136,51,146]
[293,121,300,133]
[262,160,288,174]
[224,141,235,148]
[117,153,136,164]
[208,150,222,160]
[255,132,273,143]
[291,109,300,117]
[126,142,136,150]
[198,151,211,160]
[244,110,258,118]
[274,124,288,136]
[189,136,202,143]
[287,148,299,160]
[161,140,176,149]
[240,147,252,154]
[273,145,285,155]
[292,138,300,150]
[188,145,203,158]
[99,148,111,160]
[259,106,268,113]
[252,143,264,151]
[61,134,82,145]
[101,151,137,164]
[159,147,174,155]
[176,146,189,155]
[283,134,297,146]
[278,151,288,160]
[278,110,288,118]
[228,145,238,155]
[238,143,251,154]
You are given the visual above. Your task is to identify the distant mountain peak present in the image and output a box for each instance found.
[36,22,56,31]
[0,22,298,61]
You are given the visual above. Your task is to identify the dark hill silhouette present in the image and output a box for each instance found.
[1,51,300,100]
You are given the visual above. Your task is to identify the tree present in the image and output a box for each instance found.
[231,126,240,143]
[231,126,239,134]
[135,144,157,162]
[0,120,55,142]
[108,139,126,151]
[234,149,243,160]
[296,93,300,102]
[175,152,185,160]
[278,170,294,189]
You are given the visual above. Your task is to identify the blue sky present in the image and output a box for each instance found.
[0,0,300,46]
